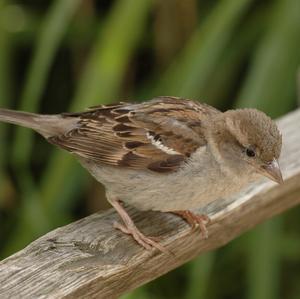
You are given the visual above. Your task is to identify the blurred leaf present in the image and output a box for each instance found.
[0,3,11,106]
[153,0,253,99]
[246,218,282,299]
[184,252,215,299]
[73,0,153,108]
[202,9,267,108]
[120,287,153,299]
[0,1,12,208]
[236,0,300,117]
[280,234,300,260]
[153,0,197,67]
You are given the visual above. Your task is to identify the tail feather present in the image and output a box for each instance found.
[0,108,42,129]
[0,108,77,138]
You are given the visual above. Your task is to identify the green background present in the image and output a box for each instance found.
[0,0,300,298]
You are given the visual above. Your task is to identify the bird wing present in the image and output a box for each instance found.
[48,96,220,173]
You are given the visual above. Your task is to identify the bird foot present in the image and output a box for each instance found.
[109,197,171,254]
[113,221,168,253]
[173,210,210,238]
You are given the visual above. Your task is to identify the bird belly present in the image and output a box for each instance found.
[79,150,252,212]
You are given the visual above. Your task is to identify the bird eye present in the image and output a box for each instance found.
[246,148,256,157]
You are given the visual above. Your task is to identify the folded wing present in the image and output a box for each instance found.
[49,96,220,173]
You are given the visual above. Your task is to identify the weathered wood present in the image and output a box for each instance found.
[1,108,300,299]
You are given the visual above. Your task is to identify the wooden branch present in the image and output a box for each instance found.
[1,108,300,299]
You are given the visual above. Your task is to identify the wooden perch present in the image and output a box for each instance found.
[1,108,300,299]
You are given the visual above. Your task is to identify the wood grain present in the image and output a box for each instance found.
[1,108,300,299]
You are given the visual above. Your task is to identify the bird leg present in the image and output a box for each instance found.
[173,210,210,238]
[109,197,169,254]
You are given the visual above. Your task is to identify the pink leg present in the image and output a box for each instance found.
[173,210,210,239]
[109,197,170,254]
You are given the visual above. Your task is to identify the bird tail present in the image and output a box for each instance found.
[0,108,43,129]
[0,108,76,138]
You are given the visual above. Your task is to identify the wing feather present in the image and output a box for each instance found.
[48,96,220,172]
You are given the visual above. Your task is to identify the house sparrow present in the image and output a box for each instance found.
[0,96,283,253]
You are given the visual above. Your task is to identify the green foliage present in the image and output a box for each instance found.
[0,0,300,298]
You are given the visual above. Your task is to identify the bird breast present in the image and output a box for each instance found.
[79,146,253,212]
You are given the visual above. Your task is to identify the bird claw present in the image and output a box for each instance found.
[173,210,210,239]
[113,221,170,254]
[109,198,173,254]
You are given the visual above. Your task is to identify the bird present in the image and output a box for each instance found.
[0,96,283,253]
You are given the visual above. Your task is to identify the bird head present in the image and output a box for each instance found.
[215,108,283,183]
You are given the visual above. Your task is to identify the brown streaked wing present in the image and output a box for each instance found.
[48,97,220,172]
[129,96,219,156]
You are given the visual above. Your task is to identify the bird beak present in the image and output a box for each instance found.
[260,159,283,184]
